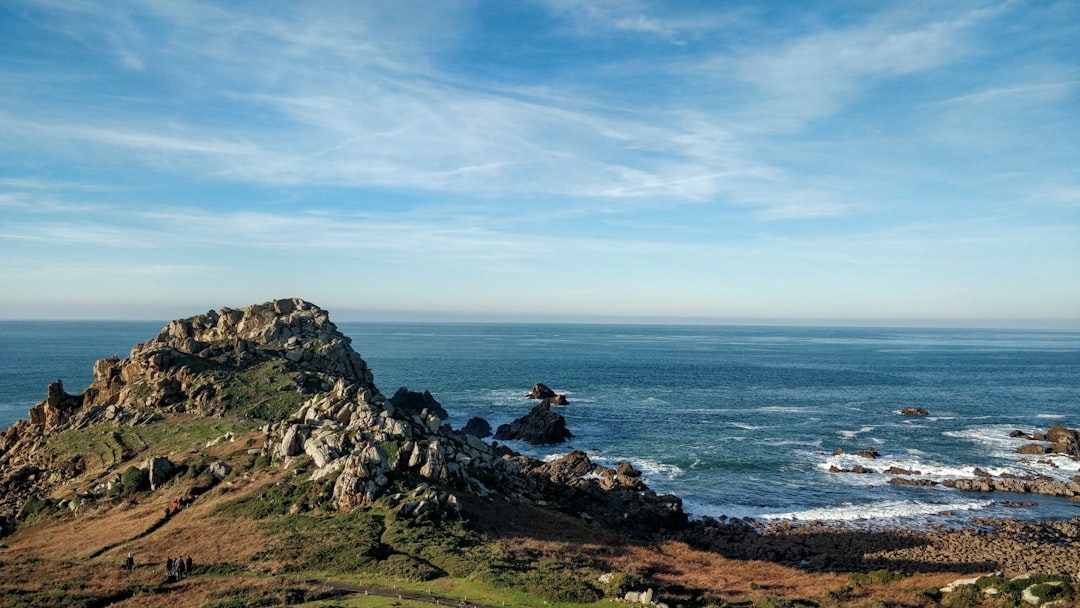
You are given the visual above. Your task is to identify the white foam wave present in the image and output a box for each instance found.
[818,453,989,481]
[731,422,766,430]
[760,498,994,523]
[757,406,812,413]
[1036,414,1065,419]
[837,426,875,439]
[592,455,684,480]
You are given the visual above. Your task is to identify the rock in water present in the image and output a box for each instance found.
[494,401,573,445]
[528,383,556,400]
[461,417,492,438]
[387,387,449,420]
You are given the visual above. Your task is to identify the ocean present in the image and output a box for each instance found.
[2,321,1079,526]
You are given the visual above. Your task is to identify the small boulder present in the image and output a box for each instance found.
[856,447,881,459]
[900,407,929,416]
[209,461,232,481]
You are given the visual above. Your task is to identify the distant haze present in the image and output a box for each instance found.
[1,1,1077,328]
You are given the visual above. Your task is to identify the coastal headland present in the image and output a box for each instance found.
[0,298,1077,607]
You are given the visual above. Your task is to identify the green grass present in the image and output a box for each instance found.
[45,424,145,468]
[139,417,258,453]
[214,474,613,605]
[209,358,314,420]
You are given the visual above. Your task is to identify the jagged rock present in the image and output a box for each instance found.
[27,380,81,430]
[547,395,568,406]
[900,407,929,416]
[141,455,175,491]
[1047,425,1080,458]
[461,417,492,438]
[526,451,685,535]
[494,401,573,445]
[528,383,556,400]
[387,387,449,420]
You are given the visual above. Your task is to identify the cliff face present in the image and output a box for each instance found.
[0,298,686,536]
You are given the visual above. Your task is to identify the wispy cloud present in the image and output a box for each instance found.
[1,1,1077,322]
[929,80,1079,107]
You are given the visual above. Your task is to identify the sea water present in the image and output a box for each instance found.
[2,321,1078,526]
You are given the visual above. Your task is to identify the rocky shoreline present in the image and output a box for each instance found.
[671,514,1080,576]
[1,297,1077,597]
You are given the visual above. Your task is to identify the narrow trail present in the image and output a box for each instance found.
[84,511,172,559]
[311,580,509,608]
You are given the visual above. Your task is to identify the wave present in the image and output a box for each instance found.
[756,406,814,413]
[591,454,684,480]
[759,498,995,523]
[837,426,875,439]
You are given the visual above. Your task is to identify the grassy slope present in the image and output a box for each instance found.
[0,411,1058,608]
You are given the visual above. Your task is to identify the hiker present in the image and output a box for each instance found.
[185,555,193,574]
[165,556,174,574]
[123,553,134,571]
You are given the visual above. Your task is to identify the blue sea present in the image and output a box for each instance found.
[2,321,1079,526]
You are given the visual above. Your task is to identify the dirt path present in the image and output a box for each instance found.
[313,580,508,608]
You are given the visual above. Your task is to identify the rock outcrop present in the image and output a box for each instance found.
[386,387,449,420]
[528,383,556,400]
[523,451,685,535]
[494,401,574,445]
[1012,425,1080,460]
[527,382,568,405]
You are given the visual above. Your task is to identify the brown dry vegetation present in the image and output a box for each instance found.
[456,493,963,607]
[2,414,1076,608]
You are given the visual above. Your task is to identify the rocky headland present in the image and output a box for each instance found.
[0,298,681,536]
[0,298,1077,608]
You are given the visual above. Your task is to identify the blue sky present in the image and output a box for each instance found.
[1,1,1078,326]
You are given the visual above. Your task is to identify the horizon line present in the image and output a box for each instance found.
[1,314,1077,331]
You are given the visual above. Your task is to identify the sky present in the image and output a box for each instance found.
[1,1,1078,327]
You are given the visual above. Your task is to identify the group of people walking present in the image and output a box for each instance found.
[164,497,191,517]
[166,555,194,581]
